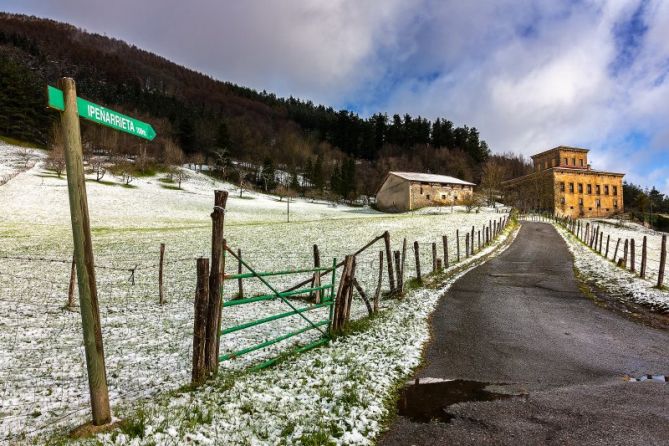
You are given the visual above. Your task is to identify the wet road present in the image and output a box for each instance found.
[379,222,669,446]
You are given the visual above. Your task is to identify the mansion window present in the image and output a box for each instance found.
[560,182,565,192]
[564,157,568,165]
[569,183,574,193]
[604,185,609,195]
[613,186,618,196]
[587,184,592,194]
[579,159,584,167]
[578,198,584,206]
[595,199,601,208]
[572,157,576,165]
[578,183,583,193]
[595,185,601,195]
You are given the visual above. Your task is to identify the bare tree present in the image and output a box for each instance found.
[481,160,508,207]
[462,193,485,213]
[17,147,35,169]
[175,168,188,189]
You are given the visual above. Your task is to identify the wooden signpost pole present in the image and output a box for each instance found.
[58,77,111,426]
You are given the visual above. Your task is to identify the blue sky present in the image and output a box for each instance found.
[3,0,669,193]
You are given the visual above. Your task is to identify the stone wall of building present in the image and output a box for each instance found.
[409,182,474,209]
[376,174,411,211]
[553,170,624,218]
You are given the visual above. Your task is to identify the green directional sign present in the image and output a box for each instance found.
[47,85,156,141]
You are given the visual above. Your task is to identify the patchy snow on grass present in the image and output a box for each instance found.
[553,222,669,312]
[0,142,513,443]
[71,225,519,446]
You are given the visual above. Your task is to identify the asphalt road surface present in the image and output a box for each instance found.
[379,222,669,446]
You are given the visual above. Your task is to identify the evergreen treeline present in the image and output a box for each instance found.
[0,12,523,200]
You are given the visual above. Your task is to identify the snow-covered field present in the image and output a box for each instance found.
[0,143,511,443]
[554,222,669,312]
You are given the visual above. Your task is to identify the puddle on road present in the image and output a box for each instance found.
[397,379,525,423]
[624,374,667,383]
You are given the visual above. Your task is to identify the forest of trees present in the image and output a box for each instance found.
[0,12,531,200]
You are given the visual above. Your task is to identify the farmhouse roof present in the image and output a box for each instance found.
[389,171,476,186]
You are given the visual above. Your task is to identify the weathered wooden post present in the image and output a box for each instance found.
[658,235,666,288]
[311,244,321,303]
[605,235,610,259]
[623,239,629,269]
[58,77,111,426]
[394,251,402,294]
[598,232,603,254]
[442,235,449,268]
[374,251,383,310]
[401,238,407,291]
[614,238,621,263]
[237,249,244,299]
[456,230,460,262]
[414,241,422,281]
[470,226,475,255]
[158,243,165,305]
[465,233,470,258]
[384,231,396,292]
[432,242,437,273]
[477,230,481,252]
[192,257,209,386]
[205,190,228,377]
[640,236,647,279]
[630,239,636,273]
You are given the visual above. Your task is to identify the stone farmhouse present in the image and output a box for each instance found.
[375,171,475,212]
[502,146,624,218]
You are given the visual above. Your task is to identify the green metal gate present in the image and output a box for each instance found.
[219,250,338,370]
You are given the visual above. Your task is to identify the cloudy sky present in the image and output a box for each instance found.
[4,0,669,192]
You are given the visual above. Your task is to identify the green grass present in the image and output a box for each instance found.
[158,177,175,184]
[86,179,118,186]
[121,183,138,189]
[160,184,182,191]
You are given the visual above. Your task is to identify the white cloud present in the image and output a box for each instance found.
[4,0,669,192]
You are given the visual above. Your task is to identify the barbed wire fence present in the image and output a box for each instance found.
[0,211,513,443]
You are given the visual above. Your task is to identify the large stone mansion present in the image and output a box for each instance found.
[502,146,624,218]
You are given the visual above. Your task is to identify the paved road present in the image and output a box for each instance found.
[380,222,669,446]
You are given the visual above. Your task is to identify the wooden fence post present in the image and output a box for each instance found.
[640,236,647,279]
[332,256,355,332]
[623,239,629,269]
[465,233,470,258]
[401,238,407,291]
[478,230,481,252]
[311,244,321,303]
[598,232,603,254]
[394,251,402,293]
[205,190,228,377]
[456,230,460,262]
[374,251,383,310]
[192,257,209,386]
[237,248,244,299]
[58,77,111,425]
[630,239,636,273]
[352,278,373,316]
[442,235,449,268]
[614,238,621,263]
[658,235,666,288]
[605,235,610,259]
[414,241,422,281]
[432,242,437,273]
[67,255,76,308]
[158,243,165,305]
[384,231,396,292]
[471,226,475,255]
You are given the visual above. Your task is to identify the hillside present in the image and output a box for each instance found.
[0,12,530,197]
